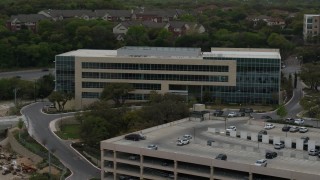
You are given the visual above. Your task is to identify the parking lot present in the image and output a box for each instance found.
[103,117,320,179]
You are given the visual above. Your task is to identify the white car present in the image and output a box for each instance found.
[294,119,304,125]
[299,127,308,133]
[308,149,319,156]
[264,123,275,130]
[147,144,158,150]
[183,134,192,140]
[177,139,190,146]
[226,126,237,132]
[228,112,237,117]
[254,159,267,167]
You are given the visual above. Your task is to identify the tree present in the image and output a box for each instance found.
[276,104,287,119]
[125,26,149,46]
[100,83,133,107]
[300,63,320,91]
[48,91,74,111]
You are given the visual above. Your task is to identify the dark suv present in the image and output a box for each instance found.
[239,108,253,113]
[124,134,146,141]
[265,151,277,159]
[213,110,224,116]
[282,125,291,132]
[215,154,227,160]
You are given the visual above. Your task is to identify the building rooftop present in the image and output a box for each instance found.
[102,119,320,177]
[57,49,117,57]
[204,48,281,59]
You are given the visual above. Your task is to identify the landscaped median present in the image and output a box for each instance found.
[52,117,101,168]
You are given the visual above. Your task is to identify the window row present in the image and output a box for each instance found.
[82,92,100,98]
[82,72,228,82]
[82,82,161,90]
[204,57,280,64]
[82,62,229,72]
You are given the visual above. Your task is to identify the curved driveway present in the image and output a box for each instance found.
[21,102,100,180]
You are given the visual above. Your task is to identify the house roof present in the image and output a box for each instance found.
[9,14,48,22]
[103,10,132,17]
[167,21,188,28]
[39,9,97,18]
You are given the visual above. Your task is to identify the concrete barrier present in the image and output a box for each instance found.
[273,136,280,144]
[230,131,236,137]
[308,140,315,151]
[284,138,292,148]
[296,139,303,150]
[251,133,258,142]
[262,135,269,144]
[208,128,215,133]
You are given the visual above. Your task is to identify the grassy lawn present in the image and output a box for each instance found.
[56,124,81,140]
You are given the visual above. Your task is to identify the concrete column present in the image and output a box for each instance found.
[208,128,216,133]
[284,137,292,148]
[308,140,316,151]
[251,133,258,142]
[174,160,177,180]
[113,151,117,180]
[273,136,280,144]
[210,166,214,180]
[262,135,269,144]
[296,139,303,150]
[140,155,144,178]
[249,172,253,180]
[240,131,247,139]
[230,131,237,137]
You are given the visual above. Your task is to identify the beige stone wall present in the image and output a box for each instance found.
[72,56,237,109]
[8,128,43,164]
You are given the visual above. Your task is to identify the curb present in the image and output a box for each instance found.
[49,116,101,171]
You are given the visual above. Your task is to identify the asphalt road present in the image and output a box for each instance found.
[21,102,100,180]
[0,69,53,80]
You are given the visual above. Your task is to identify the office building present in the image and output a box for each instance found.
[55,47,281,110]
[303,14,320,41]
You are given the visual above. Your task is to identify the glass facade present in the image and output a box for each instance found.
[169,57,280,104]
[55,56,75,93]
[82,82,161,90]
[82,62,229,72]
[82,72,228,82]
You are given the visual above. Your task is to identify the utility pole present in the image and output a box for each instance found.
[13,88,19,106]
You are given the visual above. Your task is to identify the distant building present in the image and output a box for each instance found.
[6,14,48,32]
[55,46,281,110]
[303,14,320,41]
[247,15,286,29]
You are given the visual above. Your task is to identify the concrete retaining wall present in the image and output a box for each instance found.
[8,128,42,164]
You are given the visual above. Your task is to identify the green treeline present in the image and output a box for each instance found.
[0,0,320,68]
[76,92,189,147]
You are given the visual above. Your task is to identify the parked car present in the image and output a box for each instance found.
[147,144,158,150]
[226,126,237,132]
[254,159,267,167]
[294,119,305,125]
[289,126,299,132]
[285,118,295,123]
[228,112,237,117]
[215,154,227,160]
[161,160,171,166]
[261,115,272,120]
[308,149,319,156]
[282,125,291,132]
[213,110,224,116]
[258,130,267,140]
[177,139,190,146]
[183,134,193,140]
[264,123,275,130]
[124,133,146,141]
[299,127,308,133]
[207,139,215,146]
[265,151,278,159]
[239,108,253,113]
[274,142,285,149]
